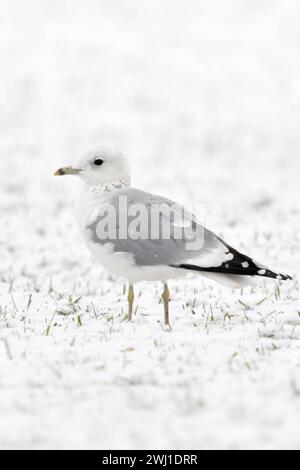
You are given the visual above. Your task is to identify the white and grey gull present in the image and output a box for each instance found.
[54,145,291,327]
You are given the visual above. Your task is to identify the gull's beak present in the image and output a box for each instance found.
[54,167,81,176]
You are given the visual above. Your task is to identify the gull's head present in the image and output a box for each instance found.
[54,145,131,187]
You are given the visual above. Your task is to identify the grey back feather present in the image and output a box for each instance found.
[86,188,228,268]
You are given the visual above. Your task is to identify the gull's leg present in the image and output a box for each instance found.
[127,284,135,321]
[162,283,170,327]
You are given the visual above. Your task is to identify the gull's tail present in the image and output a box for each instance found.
[178,261,292,281]
[171,243,292,288]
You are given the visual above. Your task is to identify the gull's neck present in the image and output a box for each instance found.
[77,177,131,228]
[85,177,131,196]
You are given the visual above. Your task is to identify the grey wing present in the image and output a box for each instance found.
[86,188,233,268]
[86,188,292,281]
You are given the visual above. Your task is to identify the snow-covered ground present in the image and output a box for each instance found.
[0,0,300,450]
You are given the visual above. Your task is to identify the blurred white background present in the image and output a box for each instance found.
[1,0,300,204]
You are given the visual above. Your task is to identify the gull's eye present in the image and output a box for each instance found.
[94,159,104,166]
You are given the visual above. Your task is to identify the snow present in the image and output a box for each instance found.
[0,0,300,450]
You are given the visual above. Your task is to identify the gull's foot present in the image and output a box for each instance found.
[125,314,133,322]
[163,323,172,332]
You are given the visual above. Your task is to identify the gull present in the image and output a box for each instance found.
[54,145,291,327]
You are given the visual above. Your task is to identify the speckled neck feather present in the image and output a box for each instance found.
[86,178,130,195]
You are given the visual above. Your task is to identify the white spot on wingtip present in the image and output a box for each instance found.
[258,269,266,275]
[242,262,249,268]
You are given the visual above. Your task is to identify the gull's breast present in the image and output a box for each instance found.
[76,189,184,283]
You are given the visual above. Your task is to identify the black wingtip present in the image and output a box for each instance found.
[276,273,292,281]
[174,263,293,281]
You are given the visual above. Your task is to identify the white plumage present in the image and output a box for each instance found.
[55,145,291,326]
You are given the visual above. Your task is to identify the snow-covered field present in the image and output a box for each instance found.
[0,0,300,450]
